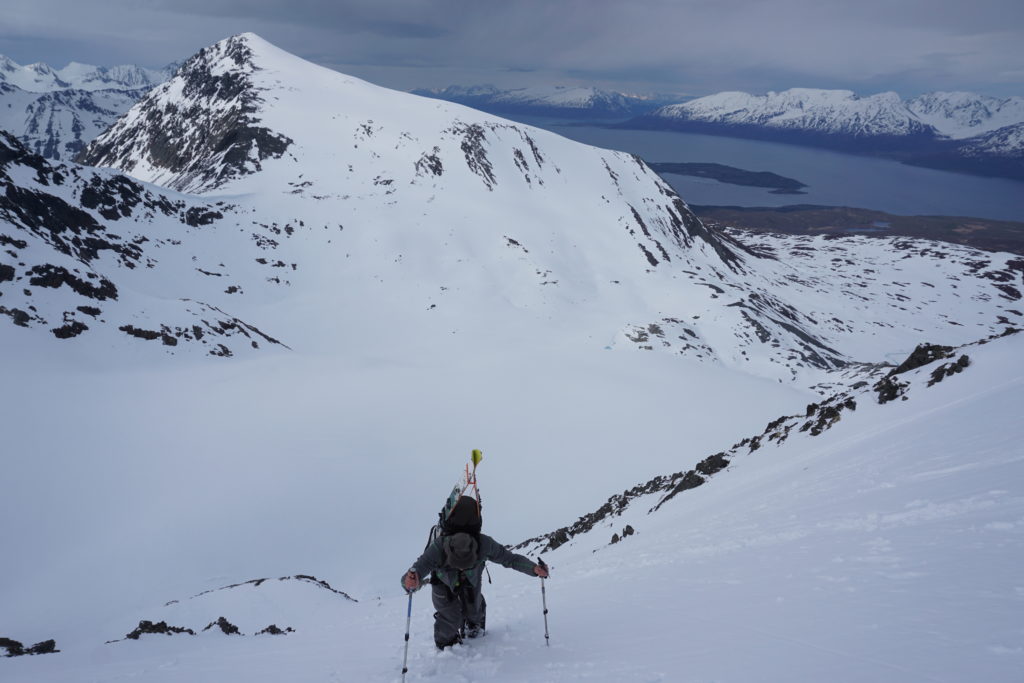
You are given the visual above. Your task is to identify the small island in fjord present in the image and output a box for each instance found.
[644,161,808,194]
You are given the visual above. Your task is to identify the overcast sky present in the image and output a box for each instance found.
[2,0,1021,97]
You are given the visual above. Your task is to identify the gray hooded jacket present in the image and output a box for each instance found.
[412,533,537,591]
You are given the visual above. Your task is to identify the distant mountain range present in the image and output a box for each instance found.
[627,88,1024,180]
[410,84,673,118]
[0,55,176,161]
[6,51,1021,184]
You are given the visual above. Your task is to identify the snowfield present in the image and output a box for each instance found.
[4,332,1022,682]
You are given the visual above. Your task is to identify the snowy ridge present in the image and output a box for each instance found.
[906,91,1024,139]
[649,88,1024,141]
[515,329,1020,556]
[78,35,294,193]
[101,575,358,643]
[0,54,173,93]
[650,88,936,138]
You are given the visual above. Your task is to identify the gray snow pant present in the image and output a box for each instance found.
[431,577,486,648]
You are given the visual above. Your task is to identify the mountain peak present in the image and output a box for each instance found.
[77,33,295,193]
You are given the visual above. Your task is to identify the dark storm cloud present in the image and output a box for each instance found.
[1,0,1021,97]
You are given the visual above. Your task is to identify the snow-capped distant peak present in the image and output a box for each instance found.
[907,91,1024,138]
[77,33,298,192]
[652,88,936,138]
[648,87,1024,146]
[0,53,171,93]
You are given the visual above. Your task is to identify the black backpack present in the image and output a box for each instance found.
[426,494,482,549]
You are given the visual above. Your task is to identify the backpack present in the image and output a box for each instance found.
[424,452,484,554]
[426,494,482,549]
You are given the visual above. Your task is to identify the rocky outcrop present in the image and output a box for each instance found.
[77,34,292,193]
[203,617,241,635]
[1,637,59,656]
[120,620,195,641]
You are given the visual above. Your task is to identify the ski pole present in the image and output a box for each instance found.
[539,558,550,646]
[401,589,413,680]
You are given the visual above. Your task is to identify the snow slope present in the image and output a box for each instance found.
[5,328,1021,682]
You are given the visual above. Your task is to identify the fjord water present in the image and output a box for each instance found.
[509,117,1024,221]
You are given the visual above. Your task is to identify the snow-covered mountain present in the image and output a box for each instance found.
[0,54,173,93]
[3,34,1023,682]
[906,91,1024,139]
[632,88,1024,179]
[957,121,1024,157]
[1,32,1018,385]
[0,55,175,161]
[650,88,935,139]
[411,84,669,118]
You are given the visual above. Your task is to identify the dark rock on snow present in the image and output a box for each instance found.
[203,617,241,635]
[1,637,59,656]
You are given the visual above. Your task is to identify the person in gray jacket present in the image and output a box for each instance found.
[402,496,549,650]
